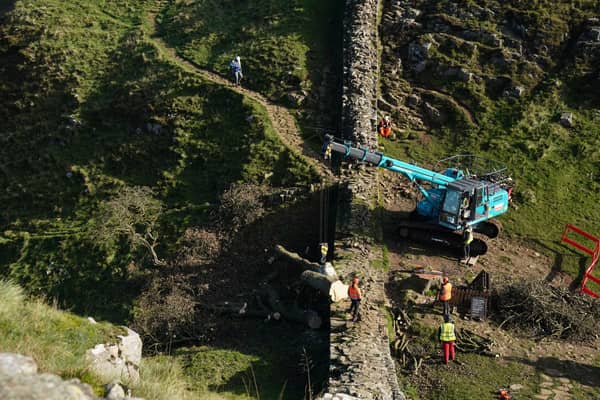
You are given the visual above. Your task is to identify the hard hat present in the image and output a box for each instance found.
[443,276,449,283]
[385,115,390,120]
[236,56,241,61]
[467,226,473,231]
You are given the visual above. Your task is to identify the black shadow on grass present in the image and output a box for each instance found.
[507,356,600,388]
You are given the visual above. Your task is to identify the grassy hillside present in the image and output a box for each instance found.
[0,280,276,400]
[159,0,341,100]
[379,0,600,261]
[0,0,321,319]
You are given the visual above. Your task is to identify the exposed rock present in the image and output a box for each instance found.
[406,94,421,107]
[86,328,142,384]
[0,373,97,400]
[560,112,574,128]
[443,66,473,82]
[423,102,445,124]
[408,41,432,63]
[503,85,525,98]
[0,353,37,376]
[105,382,125,400]
[286,91,307,107]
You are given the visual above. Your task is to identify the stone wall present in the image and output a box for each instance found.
[321,0,405,399]
[341,0,379,149]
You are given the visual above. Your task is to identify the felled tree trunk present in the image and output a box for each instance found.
[206,287,322,329]
[273,245,322,272]
[265,286,322,329]
[301,270,336,295]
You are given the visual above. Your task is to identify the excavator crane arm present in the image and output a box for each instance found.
[323,135,511,237]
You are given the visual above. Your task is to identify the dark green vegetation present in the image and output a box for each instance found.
[0,0,320,317]
[0,0,341,397]
[159,0,343,135]
[379,0,600,272]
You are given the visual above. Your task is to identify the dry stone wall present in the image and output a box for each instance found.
[321,0,405,399]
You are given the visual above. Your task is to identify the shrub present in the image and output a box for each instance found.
[176,228,221,267]
[218,183,267,232]
[132,274,197,348]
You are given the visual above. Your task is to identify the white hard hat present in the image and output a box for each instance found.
[236,56,241,61]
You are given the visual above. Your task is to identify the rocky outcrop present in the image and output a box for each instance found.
[0,353,97,400]
[0,352,144,400]
[86,328,142,384]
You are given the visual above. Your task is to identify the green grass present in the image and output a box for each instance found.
[424,353,539,400]
[379,0,600,283]
[0,280,123,391]
[159,0,343,103]
[0,0,321,317]
[0,280,326,400]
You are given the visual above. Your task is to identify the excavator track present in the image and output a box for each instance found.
[397,220,489,256]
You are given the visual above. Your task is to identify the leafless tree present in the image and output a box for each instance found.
[95,186,164,266]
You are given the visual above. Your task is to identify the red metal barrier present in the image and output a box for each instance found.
[560,224,600,298]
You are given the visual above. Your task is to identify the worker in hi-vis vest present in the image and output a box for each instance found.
[463,225,473,260]
[438,276,452,317]
[438,314,456,364]
[347,277,362,322]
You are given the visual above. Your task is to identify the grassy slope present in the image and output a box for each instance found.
[160,0,339,100]
[381,0,600,276]
[0,1,334,399]
[0,0,319,320]
[0,280,122,393]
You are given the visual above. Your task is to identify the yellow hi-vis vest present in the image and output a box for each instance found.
[439,323,456,341]
[464,230,473,244]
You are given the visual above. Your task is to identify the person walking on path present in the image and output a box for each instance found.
[347,277,362,322]
[438,275,452,317]
[463,225,473,262]
[229,56,243,86]
[438,314,456,365]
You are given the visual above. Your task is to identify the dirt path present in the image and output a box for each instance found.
[145,5,333,181]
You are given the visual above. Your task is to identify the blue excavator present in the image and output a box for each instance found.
[323,135,512,256]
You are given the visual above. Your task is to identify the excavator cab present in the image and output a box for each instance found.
[439,188,465,228]
[439,179,509,230]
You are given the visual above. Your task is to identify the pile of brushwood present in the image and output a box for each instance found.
[496,280,600,341]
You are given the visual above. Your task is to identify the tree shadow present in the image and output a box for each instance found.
[531,239,589,290]
[507,356,600,388]
[164,187,336,398]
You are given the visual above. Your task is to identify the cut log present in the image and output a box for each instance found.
[273,245,322,272]
[300,270,336,295]
[265,285,322,329]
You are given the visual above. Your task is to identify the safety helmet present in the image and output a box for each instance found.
[443,276,449,283]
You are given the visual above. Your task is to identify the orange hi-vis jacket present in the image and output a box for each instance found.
[348,285,362,300]
[439,282,452,301]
